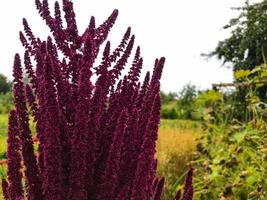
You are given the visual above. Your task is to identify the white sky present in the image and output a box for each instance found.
[0,0,261,92]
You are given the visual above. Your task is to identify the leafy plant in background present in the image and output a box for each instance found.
[0,93,13,115]
[176,84,198,120]
[194,121,267,199]
[1,0,193,200]
[204,0,267,123]
[193,64,267,199]
[160,91,178,104]
[0,74,11,95]
[0,74,13,114]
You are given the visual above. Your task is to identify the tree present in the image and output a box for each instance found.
[0,74,11,94]
[207,0,267,103]
[177,84,198,119]
[209,0,267,72]
[160,91,178,104]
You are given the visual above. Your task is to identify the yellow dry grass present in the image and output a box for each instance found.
[156,124,200,199]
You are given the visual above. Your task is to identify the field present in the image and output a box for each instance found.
[0,116,200,199]
[157,119,201,199]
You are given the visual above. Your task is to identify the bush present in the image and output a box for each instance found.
[0,74,11,94]
[0,92,13,114]
[161,108,178,119]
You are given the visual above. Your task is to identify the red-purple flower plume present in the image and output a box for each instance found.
[6,110,24,200]
[2,179,9,200]
[12,54,43,200]
[3,1,193,200]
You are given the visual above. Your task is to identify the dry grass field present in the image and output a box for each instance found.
[157,119,201,199]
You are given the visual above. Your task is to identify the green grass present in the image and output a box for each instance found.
[160,119,201,130]
[0,114,8,137]
[0,137,7,160]
[161,101,177,109]
[0,114,9,200]
[0,114,8,164]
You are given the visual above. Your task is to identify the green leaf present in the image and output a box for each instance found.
[234,70,250,79]
[260,71,267,77]
[233,131,247,143]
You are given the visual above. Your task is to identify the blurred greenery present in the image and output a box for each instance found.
[0,74,11,95]
[160,83,225,121]
[193,66,267,199]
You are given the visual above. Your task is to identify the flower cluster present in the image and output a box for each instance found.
[3,1,193,200]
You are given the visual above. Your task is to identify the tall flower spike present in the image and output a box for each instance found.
[110,35,135,85]
[19,31,32,54]
[68,37,94,200]
[4,1,193,199]
[34,45,47,179]
[25,84,38,121]
[117,108,140,190]
[62,0,80,47]
[86,72,110,195]
[150,57,165,89]
[2,179,9,200]
[109,27,131,63]
[97,109,128,200]
[54,1,63,29]
[182,168,194,200]
[173,190,181,200]
[82,16,96,41]
[88,16,96,35]
[22,18,38,50]
[41,55,64,200]
[35,0,42,12]
[41,0,53,27]
[12,54,43,200]
[129,46,142,84]
[6,110,24,200]
[154,177,165,200]
[35,1,70,57]
[95,9,119,45]
[95,41,110,75]
[136,71,150,108]
[24,51,37,89]
[68,91,92,199]
[131,93,161,200]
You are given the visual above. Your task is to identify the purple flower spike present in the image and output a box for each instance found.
[3,1,194,200]
[173,190,181,200]
[154,177,165,200]
[182,168,194,200]
[97,109,128,200]
[6,110,24,200]
[2,179,9,200]
[12,54,43,200]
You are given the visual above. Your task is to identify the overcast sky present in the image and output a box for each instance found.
[0,0,261,92]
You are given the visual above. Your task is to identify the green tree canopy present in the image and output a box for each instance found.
[160,91,178,104]
[208,0,267,72]
[0,74,11,94]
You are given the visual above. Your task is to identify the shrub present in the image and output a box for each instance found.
[0,74,11,94]
[2,1,193,200]
[161,108,178,119]
[0,92,13,114]
[176,84,198,120]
